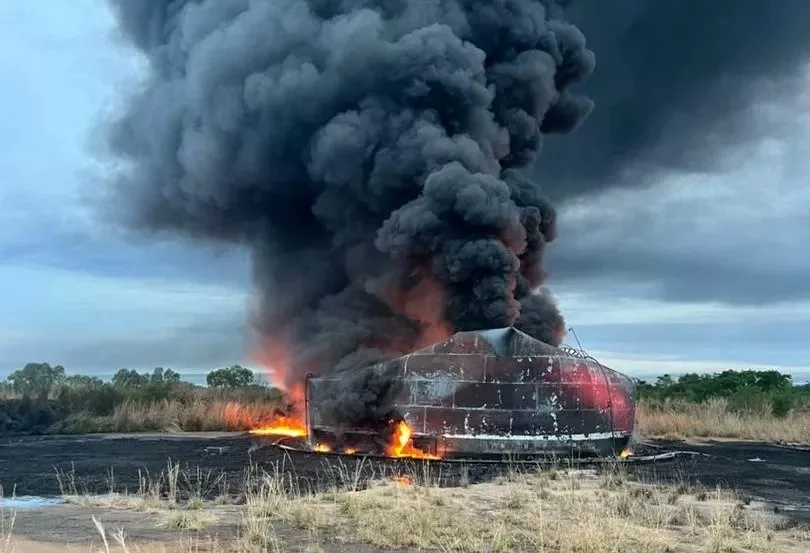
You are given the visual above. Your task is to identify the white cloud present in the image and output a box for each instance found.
[0,0,143,244]
[0,264,249,342]
[0,263,252,374]
[589,349,810,383]
[555,291,810,327]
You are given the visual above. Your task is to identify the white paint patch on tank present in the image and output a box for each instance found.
[442,432,627,441]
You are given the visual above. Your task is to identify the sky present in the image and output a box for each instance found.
[1,1,808,383]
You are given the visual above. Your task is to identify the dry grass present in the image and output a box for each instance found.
[43,460,810,552]
[108,400,281,434]
[637,398,810,443]
[235,463,809,553]
[158,511,216,532]
[0,489,17,553]
[90,515,223,553]
[56,460,234,531]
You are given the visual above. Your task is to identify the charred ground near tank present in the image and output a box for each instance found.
[1,433,808,523]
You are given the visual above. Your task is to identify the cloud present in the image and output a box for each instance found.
[538,0,810,198]
[0,264,251,375]
[0,265,247,334]
[556,292,810,327]
[563,317,810,365]
[50,318,251,376]
[547,77,810,306]
[553,289,810,378]
[589,350,810,384]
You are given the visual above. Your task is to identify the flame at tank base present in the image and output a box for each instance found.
[306,327,637,459]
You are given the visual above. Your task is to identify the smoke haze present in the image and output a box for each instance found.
[104,0,595,395]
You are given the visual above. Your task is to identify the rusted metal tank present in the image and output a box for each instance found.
[306,327,636,458]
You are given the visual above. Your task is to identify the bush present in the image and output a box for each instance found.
[726,390,771,416]
[56,383,124,416]
[0,362,286,436]
[770,393,796,418]
[0,398,61,434]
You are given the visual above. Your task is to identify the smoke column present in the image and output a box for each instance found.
[104,0,594,396]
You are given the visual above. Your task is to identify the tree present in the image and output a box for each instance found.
[64,375,105,389]
[56,376,122,416]
[7,363,66,401]
[655,374,675,388]
[111,368,182,402]
[112,369,149,390]
[150,367,181,385]
[207,365,256,388]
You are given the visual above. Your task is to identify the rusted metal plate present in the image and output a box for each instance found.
[307,327,636,457]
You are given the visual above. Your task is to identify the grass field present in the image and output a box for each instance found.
[53,399,286,434]
[636,398,810,443]
[4,460,805,553]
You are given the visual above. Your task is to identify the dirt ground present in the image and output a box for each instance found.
[8,502,430,553]
[0,432,808,552]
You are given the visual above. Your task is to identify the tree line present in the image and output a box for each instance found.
[636,369,810,417]
[0,363,281,434]
[1,362,264,401]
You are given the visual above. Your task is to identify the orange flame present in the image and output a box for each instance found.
[242,339,443,460]
[222,402,305,437]
[242,340,309,437]
[387,421,440,460]
[246,414,307,437]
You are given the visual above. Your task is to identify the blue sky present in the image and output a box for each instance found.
[1,1,808,383]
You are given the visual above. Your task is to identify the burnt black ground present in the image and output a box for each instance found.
[0,433,807,522]
[632,440,810,522]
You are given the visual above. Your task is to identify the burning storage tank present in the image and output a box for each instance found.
[306,327,636,458]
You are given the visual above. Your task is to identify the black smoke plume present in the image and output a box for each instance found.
[317,352,405,448]
[104,0,594,414]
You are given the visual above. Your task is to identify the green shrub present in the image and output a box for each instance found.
[726,390,770,415]
[770,393,795,418]
[56,382,124,416]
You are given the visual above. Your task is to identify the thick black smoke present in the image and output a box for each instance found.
[317,353,405,446]
[104,0,595,404]
[538,0,810,199]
